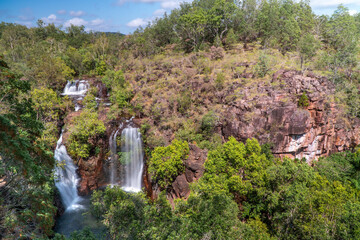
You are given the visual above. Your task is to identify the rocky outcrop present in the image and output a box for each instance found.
[168,144,207,201]
[221,70,360,162]
[143,69,360,201]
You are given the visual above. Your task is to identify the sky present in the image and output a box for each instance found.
[0,0,359,34]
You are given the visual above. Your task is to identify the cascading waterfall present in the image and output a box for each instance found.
[109,127,121,185]
[63,80,89,96]
[121,126,144,193]
[54,133,82,211]
[62,80,89,112]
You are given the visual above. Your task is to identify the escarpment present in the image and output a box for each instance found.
[221,70,360,161]
[60,68,360,199]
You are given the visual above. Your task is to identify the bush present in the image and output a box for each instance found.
[215,72,225,90]
[83,91,98,110]
[101,69,125,89]
[201,111,217,137]
[298,92,309,108]
[177,91,192,114]
[148,139,189,188]
[210,46,225,60]
[67,110,106,159]
[255,53,270,77]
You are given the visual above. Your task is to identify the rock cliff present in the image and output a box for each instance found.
[61,69,360,198]
[221,70,360,162]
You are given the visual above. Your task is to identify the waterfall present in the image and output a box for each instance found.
[54,133,83,211]
[109,127,121,185]
[62,80,89,112]
[121,126,144,193]
[63,80,89,96]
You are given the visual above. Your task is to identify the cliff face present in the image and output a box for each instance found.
[220,70,360,162]
[140,69,360,200]
[61,68,360,198]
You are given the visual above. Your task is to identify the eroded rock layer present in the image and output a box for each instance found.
[221,70,360,162]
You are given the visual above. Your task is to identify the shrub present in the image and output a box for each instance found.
[201,111,217,137]
[298,92,309,108]
[215,72,225,90]
[67,110,106,159]
[210,46,225,60]
[83,91,98,110]
[177,91,192,114]
[148,139,189,188]
[255,53,270,77]
[101,69,125,90]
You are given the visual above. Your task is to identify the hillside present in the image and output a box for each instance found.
[1,0,360,239]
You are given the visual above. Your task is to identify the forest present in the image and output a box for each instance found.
[1,0,360,239]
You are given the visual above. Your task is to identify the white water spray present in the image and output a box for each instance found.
[62,80,89,112]
[109,127,121,185]
[54,133,83,211]
[121,126,144,193]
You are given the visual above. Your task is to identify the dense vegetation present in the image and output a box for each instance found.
[91,138,360,239]
[1,0,360,239]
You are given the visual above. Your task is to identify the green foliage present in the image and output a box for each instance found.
[149,139,189,188]
[95,58,107,76]
[225,28,237,49]
[255,52,270,77]
[31,87,62,121]
[321,6,359,80]
[200,111,217,137]
[69,228,97,240]
[0,59,56,238]
[67,109,106,159]
[91,187,146,239]
[200,137,272,196]
[101,69,133,117]
[298,92,309,108]
[101,69,125,89]
[177,91,192,114]
[315,151,360,190]
[83,88,98,110]
[298,33,319,71]
[176,191,241,239]
[215,72,225,89]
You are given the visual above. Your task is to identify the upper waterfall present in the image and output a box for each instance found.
[62,80,89,112]
[63,80,89,96]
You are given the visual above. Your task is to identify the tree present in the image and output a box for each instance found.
[67,109,106,159]
[0,58,56,238]
[323,5,359,80]
[236,0,259,48]
[298,33,319,71]
[148,139,189,188]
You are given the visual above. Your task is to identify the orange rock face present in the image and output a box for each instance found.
[221,70,360,162]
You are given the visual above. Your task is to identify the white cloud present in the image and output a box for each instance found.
[153,9,166,16]
[127,18,149,27]
[116,0,164,4]
[349,9,358,15]
[64,17,88,27]
[41,14,63,25]
[161,1,179,9]
[91,18,105,26]
[311,0,359,8]
[16,21,33,28]
[70,10,86,17]
[57,10,67,15]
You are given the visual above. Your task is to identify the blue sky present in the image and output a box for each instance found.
[0,0,359,34]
